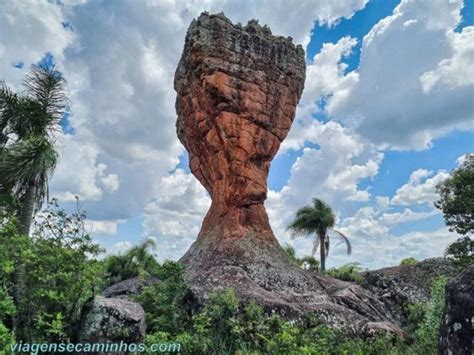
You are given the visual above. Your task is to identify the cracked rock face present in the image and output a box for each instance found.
[175,12,305,244]
[174,12,403,335]
[438,266,474,355]
[78,296,145,343]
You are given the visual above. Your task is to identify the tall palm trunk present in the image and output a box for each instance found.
[12,180,36,340]
[19,181,36,235]
[319,231,326,273]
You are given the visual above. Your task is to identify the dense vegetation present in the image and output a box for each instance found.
[0,198,103,345]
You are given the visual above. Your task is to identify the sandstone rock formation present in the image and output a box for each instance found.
[438,265,474,355]
[174,12,403,334]
[362,258,457,325]
[78,296,145,344]
[102,276,159,299]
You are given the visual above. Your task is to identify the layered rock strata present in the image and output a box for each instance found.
[174,12,403,334]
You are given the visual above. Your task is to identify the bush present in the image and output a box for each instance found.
[404,302,426,335]
[326,263,364,283]
[142,286,405,354]
[135,261,188,335]
[102,239,160,286]
[400,257,418,266]
[407,276,448,354]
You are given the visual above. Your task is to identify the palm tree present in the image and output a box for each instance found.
[0,63,66,234]
[287,198,351,272]
[0,64,67,339]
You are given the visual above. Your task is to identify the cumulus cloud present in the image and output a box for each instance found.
[326,0,474,150]
[421,27,474,92]
[289,36,359,129]
[266,120,383,250]
[84,219,122,235]
[391,169,450,206]
[327,204,454,269]
[107,241,133,256]
[51,134,120,202]
[0,1,74,88]
[142,169,211,261]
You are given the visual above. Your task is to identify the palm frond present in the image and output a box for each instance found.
[0,82,20,146]
[0,136,58,204]
[311,237,320,256]
[23,64,67,136]
[332,229,352,255]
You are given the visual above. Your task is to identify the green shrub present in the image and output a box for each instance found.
[407,276,448,354]
[326,263,365,283]
[142,287,405,354]
[403,301,426,336]
[102,238,160,286]
[400,257,418,266]
[136,261,189,335]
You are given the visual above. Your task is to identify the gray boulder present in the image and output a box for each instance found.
[78,296,145,343]
[103,276,159,299]
[438,265,474,355]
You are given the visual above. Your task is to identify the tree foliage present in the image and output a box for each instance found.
[444,236,473,269]
[0,198,103,343]
[435,162,474,235]
[102,239,160,286]
[0,63,67,212]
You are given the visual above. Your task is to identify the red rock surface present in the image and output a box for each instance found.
[174,12,404,335]
[175,13,305,247]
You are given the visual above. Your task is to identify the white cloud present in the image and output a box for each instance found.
[0,1,74,88]
[326,0,474,150]
[142,169,211,261]
[380,208,438,226]
[421,27,474,92]
[266,120,383,250]
[391,169,450,206]
[51,134,119,202]
[85,219,121,235]
[289,36,359,131]
[330,204,456,269]
[107,241,133,256]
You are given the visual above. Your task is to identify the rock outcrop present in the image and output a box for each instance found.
[362,258,457,324]
[78,296,145,343]
[174,12,403,335]
[438,265,474,355]
[103,276,159,299]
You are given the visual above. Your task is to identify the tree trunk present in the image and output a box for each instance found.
[19,181,36,235]
[12,180,36,341]
[320,234,326,273]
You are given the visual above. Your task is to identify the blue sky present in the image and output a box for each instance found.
[2,0,473,268]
